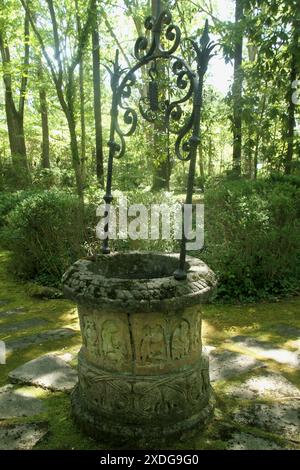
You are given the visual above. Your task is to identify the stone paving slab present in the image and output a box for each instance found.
[208,349,266,382]
[229,336,300,368]
[1,317,49,333]
[0,307,27,318]
[9,354,78,392]
[0,385,45,419]
[56,352,77,362]
[224,371,300,400]
[6,328,77,353]
[232,399,300,443]
[225,431,282,450]
[0,422,48,450]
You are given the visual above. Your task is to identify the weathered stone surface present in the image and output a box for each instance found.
[229,336,300,368]
[1,317,49,333]
[208,349,265,382]
[57,352,76,362]
[0,307,27,318]
[224,371,300,399]
[232,400,300,442]
[62,252,216,444]
[0,385,45,419]
[62,252,217,313]
[9,354,78,392]
[226,432,282,450]
[0,341,5,365]
[0,422,48,450]
[6,328,77,353]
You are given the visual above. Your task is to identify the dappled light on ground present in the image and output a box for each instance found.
[0,250,299,449]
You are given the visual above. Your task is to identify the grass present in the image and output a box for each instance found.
[0,249,299,449]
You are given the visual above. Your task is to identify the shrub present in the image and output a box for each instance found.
[32,168,62,189]
[87,188,179,255]
[32,167,76,190]
[0,190,36,228]
[2,190,93,286]
[200,178,300,302]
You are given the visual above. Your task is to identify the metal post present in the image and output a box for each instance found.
[174,21,212,280]
[152,0,162,18]
[102,50,120,254]
[174,75,203,280]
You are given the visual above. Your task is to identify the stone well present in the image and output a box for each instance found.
[62,252,216,443]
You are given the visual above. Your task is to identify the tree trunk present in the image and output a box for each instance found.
[67,112,84,200]
[284,25,298,175]
[208,137,213,176]
[5,100,28,176]
[151,150,171,191]
[75,0,86,184]
[151,0,171,191]
[65,77,84,200]
[92,22,104,187]
[38,61,50,168]
[253,93,267,179]
[0,14,30,187]
[79,59,86,183]
[232,0,244,177]
[198,144,205,180]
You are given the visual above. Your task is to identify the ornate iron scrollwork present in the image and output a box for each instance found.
[102,7,215,279]
[134,10,181,60]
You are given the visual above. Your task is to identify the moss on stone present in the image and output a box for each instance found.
[1,250,299,449]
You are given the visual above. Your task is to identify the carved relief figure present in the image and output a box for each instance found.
[192,313,202,351]
[171,320,190,360]
[101,319,128,361]
[83,316,99,356]
[134,381,164,416]
[139,324,167,363]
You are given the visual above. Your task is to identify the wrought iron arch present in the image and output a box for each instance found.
[101,5,215,280]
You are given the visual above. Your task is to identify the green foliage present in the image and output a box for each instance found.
[0,189,36,228]
[201,177,300,302]
[2,190,91,286]
[87,187,179,255]
[32,167,76,190]
[31,168,63,189]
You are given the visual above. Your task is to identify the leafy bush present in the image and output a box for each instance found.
[2,179,300,302]
[200,178,300,302]
[2,190,93,286]
[0,190,37,228]
[87,188,179,255]
[32,168,62,189]
[32,167,76,190]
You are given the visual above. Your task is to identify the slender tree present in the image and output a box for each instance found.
[232,0,244,177]
[151,0,171,191]
[75,0,86,183]
[20,0,96,198]
[284,19,299,174]
[0,9,30,186]
[37,58,50,168]
[92,11,104,187]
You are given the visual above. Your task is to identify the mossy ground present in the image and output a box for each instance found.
[0,250,299,449]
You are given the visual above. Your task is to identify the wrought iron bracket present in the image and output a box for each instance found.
[102,7,215,279]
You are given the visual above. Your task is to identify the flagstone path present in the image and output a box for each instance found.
[0,250,299,450]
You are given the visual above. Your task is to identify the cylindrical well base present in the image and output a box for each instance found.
[71,352,214,445]
[62,253,217,445]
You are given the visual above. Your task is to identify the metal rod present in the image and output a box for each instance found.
[153,0,162,17]
[174,72,205,280]
[102,50,120,254]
